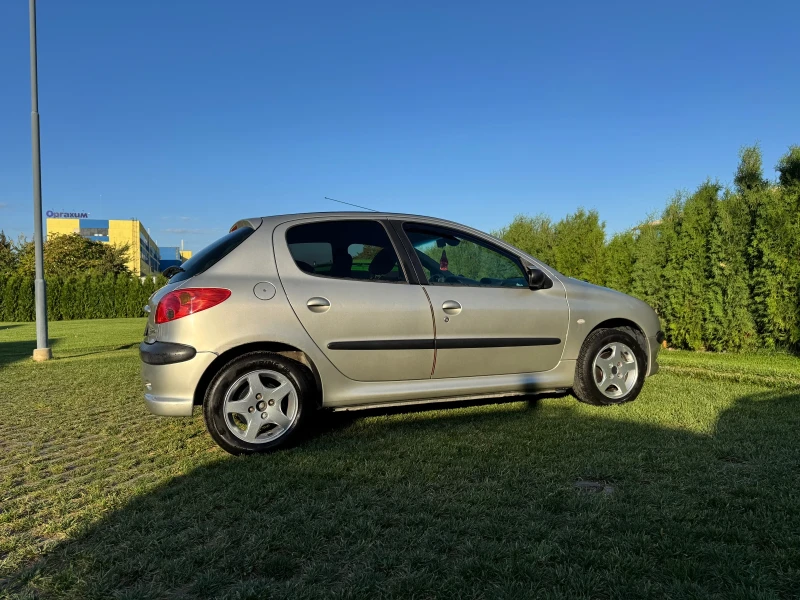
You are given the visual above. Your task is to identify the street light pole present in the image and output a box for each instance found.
[29,0,51,362]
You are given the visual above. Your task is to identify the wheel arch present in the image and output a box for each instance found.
[591,317,645,338]
[590,318,648,368]
[193,342,323,407]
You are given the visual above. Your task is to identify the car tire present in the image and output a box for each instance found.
[203,351,316,455]
[573,327,647,406]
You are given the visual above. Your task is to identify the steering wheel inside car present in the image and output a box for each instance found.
[428,273,446,283]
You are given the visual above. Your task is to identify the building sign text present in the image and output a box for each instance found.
[46,211,89,218]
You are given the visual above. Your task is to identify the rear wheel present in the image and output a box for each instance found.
[573,328,647,406]
[203,352,315,455]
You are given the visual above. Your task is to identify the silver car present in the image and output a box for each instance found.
[141,213,663,455]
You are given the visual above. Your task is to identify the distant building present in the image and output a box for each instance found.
[159,246,193,272]
[46,217,191,276]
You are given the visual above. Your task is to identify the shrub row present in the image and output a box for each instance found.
[498,145,800,352]
[0,274,168,322]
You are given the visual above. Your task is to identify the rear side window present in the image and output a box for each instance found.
[168,226,254,283]
[286,220,406,283]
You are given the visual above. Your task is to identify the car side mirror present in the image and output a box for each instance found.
[527,268,552,290]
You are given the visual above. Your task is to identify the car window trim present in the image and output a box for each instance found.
[284,218,412,285]
[387,220,425,285]
[392,220,530,289]
[389,220,429,284]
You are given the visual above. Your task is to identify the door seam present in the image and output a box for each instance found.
[421,286,437,378]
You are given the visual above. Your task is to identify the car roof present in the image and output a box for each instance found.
[244,211,476,230]
[235,211,561,276]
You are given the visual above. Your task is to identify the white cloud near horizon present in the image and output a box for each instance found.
[162,227,222,235]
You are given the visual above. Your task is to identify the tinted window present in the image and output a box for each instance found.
[168,226,254,283]
[404,224,527,288]
[286,220,405,283]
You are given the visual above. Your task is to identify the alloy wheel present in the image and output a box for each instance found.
[223,370,299,443]
[592,342,638,399]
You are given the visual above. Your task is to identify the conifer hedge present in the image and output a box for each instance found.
[0,274,167,322]
[497,145,800,352]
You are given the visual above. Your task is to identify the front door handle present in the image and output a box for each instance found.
[307,297,331,313]
[442,300,462,315]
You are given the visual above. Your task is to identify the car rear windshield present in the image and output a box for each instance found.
[168,226,254,283]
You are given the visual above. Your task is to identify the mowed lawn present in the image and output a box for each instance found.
[1,320,800,600]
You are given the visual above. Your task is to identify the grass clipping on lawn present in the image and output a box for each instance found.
[1,319,800,599]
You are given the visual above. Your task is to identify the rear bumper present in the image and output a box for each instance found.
[141,348,217,417]
[144,393,196,417]
[140,341,197,365]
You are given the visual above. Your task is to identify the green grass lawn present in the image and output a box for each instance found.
[1,319,800,599]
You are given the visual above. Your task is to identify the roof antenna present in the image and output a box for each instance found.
[325,196,379,212]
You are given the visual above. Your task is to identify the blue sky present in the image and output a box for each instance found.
[0,0,797,252]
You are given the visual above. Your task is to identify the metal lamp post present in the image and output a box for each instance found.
[29,0,51,361]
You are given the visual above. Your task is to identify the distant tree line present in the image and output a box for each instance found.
[0,233,165,322]
[496,145,800,352]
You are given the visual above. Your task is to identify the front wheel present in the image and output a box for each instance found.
[573,328,647,406]
[203,352,315,455]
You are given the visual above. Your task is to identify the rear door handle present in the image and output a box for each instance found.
[442,300,462,315]
[306,297,331,313]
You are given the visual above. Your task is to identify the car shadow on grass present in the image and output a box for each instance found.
[7,390,800,599]
[62,343,139,360]
[310,392,565,437]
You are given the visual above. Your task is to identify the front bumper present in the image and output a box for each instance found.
[646,332,663,377]
[140,344,217,417]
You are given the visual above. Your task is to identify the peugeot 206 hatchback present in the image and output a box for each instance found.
[140,213,664,455]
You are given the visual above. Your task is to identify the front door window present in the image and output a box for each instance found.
[403,224,528,288]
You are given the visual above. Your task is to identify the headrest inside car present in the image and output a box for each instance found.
[369,248,397,276]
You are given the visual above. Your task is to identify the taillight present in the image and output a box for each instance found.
[155,288,231,324]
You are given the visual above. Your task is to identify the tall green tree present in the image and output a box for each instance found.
[651,198,683,345]
[749,150,800,347]
[776,145,800,187]
[551,208,606,284]
[15,233,131,278]
[495,214,556,265]
[1,276,19,321]
[46,277,63,321]
[734,144,768,192]
[114,276,130,317]
[82,275,100,319]
[59,276,77,321]
[124,277,144,318]
[0,231,16,277]
[706,190,758,350]
[15,278,35,322]
[603,230,636,294]
[629,214,666,315]
[662,183,719,350]
[98,274,117,318]
[142,276,158,307]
